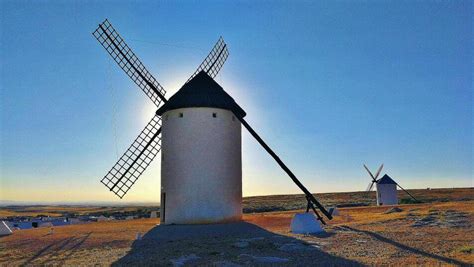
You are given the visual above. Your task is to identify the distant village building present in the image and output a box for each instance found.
[39,222,53,228]
[97,215,108,222]
[14,221,36,229]
[0,221,13,236]
[150,211,158,218]
[50,219,70,227]
[5,216,89,231]
[66,218,81,224]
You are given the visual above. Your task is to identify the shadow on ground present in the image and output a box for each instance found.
[114,222,361,266]
[341,226,470,266]
[21,232,92,266]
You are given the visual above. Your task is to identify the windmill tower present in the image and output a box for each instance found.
[375,174,398,205]
[93,19,333,225]
[364,164,418,206]
[156,72,246,224]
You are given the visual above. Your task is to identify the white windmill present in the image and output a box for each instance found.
[93,19,333,225]
[364,164,418,206]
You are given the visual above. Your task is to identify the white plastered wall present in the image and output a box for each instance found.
[160,107,242,224]
[376,183,398,205]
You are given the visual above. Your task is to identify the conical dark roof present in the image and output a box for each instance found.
[156,71,246,118]
[377,174,397,185]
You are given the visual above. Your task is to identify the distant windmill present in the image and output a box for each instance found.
[92,19,332,225]
[364,164,418,205]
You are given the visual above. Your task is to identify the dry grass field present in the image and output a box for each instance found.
[243,187,474,212]
[1,188,471,218]
[1,188,473,266]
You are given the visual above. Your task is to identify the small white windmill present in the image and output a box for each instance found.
[364,164,418,206]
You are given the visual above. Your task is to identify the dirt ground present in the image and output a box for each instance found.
[1,200,472,266]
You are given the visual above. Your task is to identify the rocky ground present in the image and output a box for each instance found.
[1,200,472,266]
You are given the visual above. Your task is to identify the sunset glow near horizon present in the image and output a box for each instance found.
[1,1,472,203]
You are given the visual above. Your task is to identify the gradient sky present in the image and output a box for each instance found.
[0,1,472,203]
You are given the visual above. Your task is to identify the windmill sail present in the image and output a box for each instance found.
[363,164,376,181]
[187,37,229,82]
[93,19,167,106]
[364,163,383,201]
[364,164,383,192]
[93,19,234,199]
[373,164,384,180]
[100,115,162,198]
[366,181,374,191]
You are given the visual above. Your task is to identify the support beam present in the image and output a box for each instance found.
[306,196,326,225]
[238,117,332,220]
[396,184,419,202]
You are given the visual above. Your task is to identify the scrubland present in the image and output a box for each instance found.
[0,188,472,266]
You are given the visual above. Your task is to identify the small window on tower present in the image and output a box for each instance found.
[212,113,217,118]
[232,116,235,121]
[179,113,183,118]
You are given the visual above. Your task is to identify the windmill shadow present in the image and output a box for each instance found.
[341,226,469,266]
[55,232,92,266]
[114,222,361,266]
[22,236,75,265]
[20,232,92,266]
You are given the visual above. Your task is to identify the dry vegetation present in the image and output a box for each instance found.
[2,188,471,218]
[243,187,474,213]
[0,188,472,266]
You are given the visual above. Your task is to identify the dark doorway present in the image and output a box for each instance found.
[161,192,166,224]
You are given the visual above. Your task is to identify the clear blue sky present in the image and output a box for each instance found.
[0,1,472,203]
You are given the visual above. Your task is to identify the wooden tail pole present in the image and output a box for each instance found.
[238,117,333,220]
[396,183,419,202]
[306,196,326,225]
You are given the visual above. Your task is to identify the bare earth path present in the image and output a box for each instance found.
[1,201,472,266]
